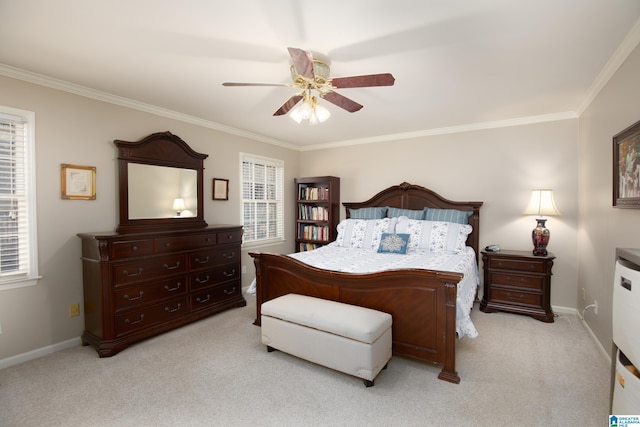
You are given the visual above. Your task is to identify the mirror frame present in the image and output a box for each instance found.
[115,131,208,233]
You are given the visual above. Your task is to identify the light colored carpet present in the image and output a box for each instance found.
[0,296,610,427]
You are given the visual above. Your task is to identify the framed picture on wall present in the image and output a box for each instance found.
[613,119,640,208]
[61,164,96,200]
[213,178,229,201]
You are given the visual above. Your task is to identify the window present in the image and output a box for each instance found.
[240,153,284,245]
[0,107,38,289]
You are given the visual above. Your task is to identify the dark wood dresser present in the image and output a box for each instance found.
[78,225,245,357]
[480,249,555,322]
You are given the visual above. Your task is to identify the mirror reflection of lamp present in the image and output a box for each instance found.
[172,198,186,216]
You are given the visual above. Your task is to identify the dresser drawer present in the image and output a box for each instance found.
[190,281,241,311]
[491,289,542,307]
[112,255,187,287]
[111,239,155,259]
[114,275,187,311]
[491,273,543,291]
[489,258,545,273]
[190,265,240,290]
[115,296,188,336]
[155,233,217,253]
[189,248,241,271]
[217,230,243,245]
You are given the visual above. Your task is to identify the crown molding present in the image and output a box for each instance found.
[299,111,578,151]
[576,17,640,115]
[0,63,299,151]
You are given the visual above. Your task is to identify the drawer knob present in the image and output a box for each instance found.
[195,275,210,284]
[164,282,182,292]
[132,245,138,251]
[164,303,182,313]
[196,294,211,304]
[507,292,524,300]
[163,261,181,270]
[123,268,143,277]
[123,291,144,301]
[125,314,145,325]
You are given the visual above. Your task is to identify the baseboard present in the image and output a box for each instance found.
[0,336,81,370]
[554,304,612,365]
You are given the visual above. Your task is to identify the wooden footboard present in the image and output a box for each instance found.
[250,252,463,384]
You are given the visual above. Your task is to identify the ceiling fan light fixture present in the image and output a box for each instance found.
[289,94,330,125]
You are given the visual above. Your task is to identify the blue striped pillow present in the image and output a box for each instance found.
[349,206,387,219]
[423,208,472,224]
[387,207,425,220]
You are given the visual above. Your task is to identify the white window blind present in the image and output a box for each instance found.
[241,154,284,245]
[0,108,38,289]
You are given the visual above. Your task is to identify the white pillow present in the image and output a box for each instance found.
[335,218,392,249]
[395,217,472,253]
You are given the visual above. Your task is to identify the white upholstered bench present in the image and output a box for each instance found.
[261,293,392,387]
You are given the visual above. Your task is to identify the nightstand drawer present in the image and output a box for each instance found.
[491,289,542,307]
[490,258,545,273]
[492,273,543,291]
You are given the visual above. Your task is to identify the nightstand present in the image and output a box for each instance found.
[480,249,555,322]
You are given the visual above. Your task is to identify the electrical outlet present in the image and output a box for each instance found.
[69,303,80,318]
[594,300,598,315]
[582,288,586,301]
[242,265,246,274]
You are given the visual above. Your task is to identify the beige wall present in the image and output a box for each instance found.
[300,120,580,311]
[0,75,299,362]
[1,41,637,364]
[578,43,640,356]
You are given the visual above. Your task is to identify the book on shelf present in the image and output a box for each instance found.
[298,242,319,251]
[298,185,329,201]
[298,205,328,221]
[298,224,329,241]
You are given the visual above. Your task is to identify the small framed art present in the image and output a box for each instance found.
[213,178,229,201]
[61,164,96,200]
[613,119,640,208]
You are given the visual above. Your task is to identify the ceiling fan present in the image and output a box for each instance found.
[222,47,395,122]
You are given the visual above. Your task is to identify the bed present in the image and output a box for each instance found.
[250,182,483,383]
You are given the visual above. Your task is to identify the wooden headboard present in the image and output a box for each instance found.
[343,182,483,260]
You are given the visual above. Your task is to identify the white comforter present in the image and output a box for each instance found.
[287,243,480,339]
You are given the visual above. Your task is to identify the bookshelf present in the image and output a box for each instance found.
[295,176,340,252]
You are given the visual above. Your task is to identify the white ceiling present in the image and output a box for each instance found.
[1,1,640,149]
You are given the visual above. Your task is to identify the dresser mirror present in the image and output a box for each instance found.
[115,131,208,233]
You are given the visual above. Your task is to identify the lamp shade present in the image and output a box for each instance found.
[172,198,186,211]
[523,190,560,217]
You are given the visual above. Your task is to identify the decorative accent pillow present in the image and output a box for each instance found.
[349,206,387,219]
[396,217,472,253]
[387,207,425,220]
[377,233,410,254]
[423,208,472,224]
[335,218,392,249]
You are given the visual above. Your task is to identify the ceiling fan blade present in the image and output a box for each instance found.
[222,82,291,87]
[287,47,315,80]
[273,94,304,116]
[330,73,395,88]
[321,91,363,113]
